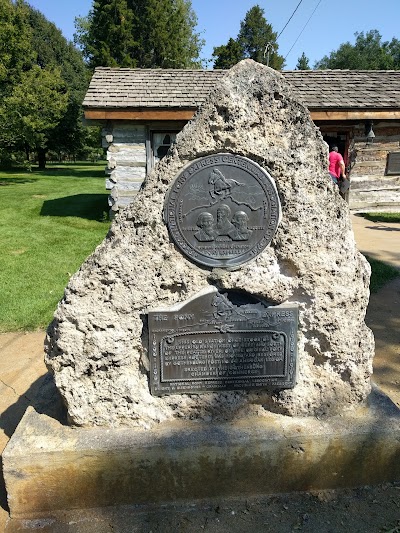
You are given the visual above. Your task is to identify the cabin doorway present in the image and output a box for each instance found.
[323,134,347,163]
[322,130,352,201]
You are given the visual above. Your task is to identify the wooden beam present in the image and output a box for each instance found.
[84,109,195,120]
[310,110,400,120]
[85,107,400,122]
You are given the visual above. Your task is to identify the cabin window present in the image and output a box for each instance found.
[152,132,177,164]
[386,152,400,175]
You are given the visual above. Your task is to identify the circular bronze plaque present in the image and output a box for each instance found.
[165,154,281,268]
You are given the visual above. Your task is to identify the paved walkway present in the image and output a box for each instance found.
[350,213,400,269]
[0,213,399,529]
[351,214,400,411]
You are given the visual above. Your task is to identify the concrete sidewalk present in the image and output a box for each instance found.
[0,213,399,530]
[0,331,47,454]
[350,213,400,269]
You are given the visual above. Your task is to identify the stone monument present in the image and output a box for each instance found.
[6,60,400,527]
[44,59,374,427]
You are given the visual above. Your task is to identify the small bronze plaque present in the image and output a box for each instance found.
[148,289,297,395]
[164,154,281,267]
[386,152,400,176]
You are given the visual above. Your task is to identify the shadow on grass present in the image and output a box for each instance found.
[354,212,400,224]
[364,255,400,293]
[0,178,38,186]
[41,194,109,220]
[32,164,106,179]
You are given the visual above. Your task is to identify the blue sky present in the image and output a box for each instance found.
[27,0,400,69]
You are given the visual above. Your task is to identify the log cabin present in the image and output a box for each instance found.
[83,67,400,214]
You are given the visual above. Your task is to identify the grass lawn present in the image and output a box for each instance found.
[0,162,110,332]
[365,255,399,293]
[358,212,400,291]
[360,212,400,223]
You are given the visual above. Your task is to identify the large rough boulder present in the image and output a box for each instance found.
[45,60,374,428]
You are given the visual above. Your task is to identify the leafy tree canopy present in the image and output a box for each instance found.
[315,30,400,70]
[75,0,137,68]
[27,4,89,94]
[212,4,284,70]
[24,4,90,162]
[0,0,35,95]
[75,0,204,69]
[0,1,90,168]
[2,66,68,149]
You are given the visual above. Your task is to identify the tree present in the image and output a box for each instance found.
[0,0,36,165]
[315,30,400,70]
[212,4,284,70]
[25,4,90,162]
[144,0,203,68]
[213,38,243,69]
[387,38,400,67]
[296,52,310,70]
[0,0,35,96]
[2,66,68,168]
[0,1,89,167]
[75,0,204,69]
[75,0,137,68]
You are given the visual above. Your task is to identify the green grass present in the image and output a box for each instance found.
[0,162,110,332]
[359,212,400,223]
[365,255,400,293]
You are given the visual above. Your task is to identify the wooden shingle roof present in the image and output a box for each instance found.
[283,70,400,109]
[83,68,225,109]
[83,67,400,121]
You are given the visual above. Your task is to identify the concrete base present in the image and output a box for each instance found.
[3,388,400,522]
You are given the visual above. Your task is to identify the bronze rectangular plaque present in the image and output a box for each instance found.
[386,152,400,176]
[148,289,297,395]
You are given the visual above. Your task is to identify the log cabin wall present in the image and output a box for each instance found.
[85,68,400,214]
[102,122,147,213]
[101,119,400,214]
[349,122,400,212]
[102,121,185,214]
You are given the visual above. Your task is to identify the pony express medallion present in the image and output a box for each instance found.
[165,154,281,267]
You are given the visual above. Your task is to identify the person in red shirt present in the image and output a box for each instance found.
[328,145,346,185]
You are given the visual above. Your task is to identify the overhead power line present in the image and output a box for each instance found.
[264,0,304,65]
[277,0,304,40]
[284,0,323,60]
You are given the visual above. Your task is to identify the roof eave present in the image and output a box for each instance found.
[310,108,400,120]
[84,106,400,122]
[84,107,196,121]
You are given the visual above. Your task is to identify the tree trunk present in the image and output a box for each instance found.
[38,148,46,170]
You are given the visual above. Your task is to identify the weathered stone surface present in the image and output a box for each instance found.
[106,178,143,192]
[107,145,147,165]
[4,393,400,518]
[108,165,146,181]
[45,60,374,428]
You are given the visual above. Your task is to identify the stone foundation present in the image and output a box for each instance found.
[3,390,400,520]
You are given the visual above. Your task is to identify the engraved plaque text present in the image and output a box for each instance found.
[148,289,297,395]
